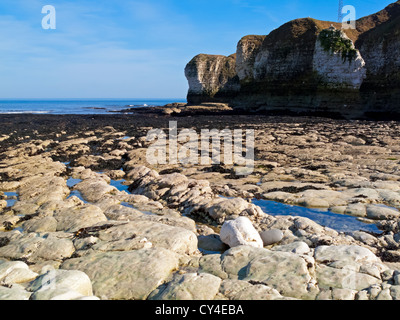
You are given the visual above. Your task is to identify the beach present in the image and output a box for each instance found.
[1,109,400,300]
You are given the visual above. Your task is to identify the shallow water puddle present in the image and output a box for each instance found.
[67,190,88,203]
[66,174,129,204]
[110,177,160,215]
[4,192,18,208]
[62,161,71,167]
[253,199,382,234]
[65,177,87,203]
[109,179,129,193]
[89,173,382,234]
[66,177,82,188]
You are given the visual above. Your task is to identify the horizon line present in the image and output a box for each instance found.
[0,98,187,101]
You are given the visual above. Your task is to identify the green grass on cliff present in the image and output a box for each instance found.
[318,29,358,63]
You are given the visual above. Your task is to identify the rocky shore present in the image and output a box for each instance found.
[1,112,400,300]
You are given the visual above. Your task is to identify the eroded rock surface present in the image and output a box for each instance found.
[1,117,400,301]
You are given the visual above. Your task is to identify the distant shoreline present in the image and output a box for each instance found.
[0,99,187,115]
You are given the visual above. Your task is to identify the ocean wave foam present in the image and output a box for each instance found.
[0,111,51,114]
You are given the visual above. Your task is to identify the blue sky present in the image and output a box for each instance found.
[0,0,394,99]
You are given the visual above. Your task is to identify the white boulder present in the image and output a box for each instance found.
[220,217,263,248]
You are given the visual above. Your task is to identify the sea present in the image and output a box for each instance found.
[0,99,186,115]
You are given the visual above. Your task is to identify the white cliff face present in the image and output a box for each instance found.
[185,55,222,95]
[236,35,265,82]
[185,54,239,97]
[312,33,366,90]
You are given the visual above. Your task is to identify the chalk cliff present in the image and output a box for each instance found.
[184,54,240,105]
[185,1,400,119]
[236,35,266,82]
[356,1,400,116]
